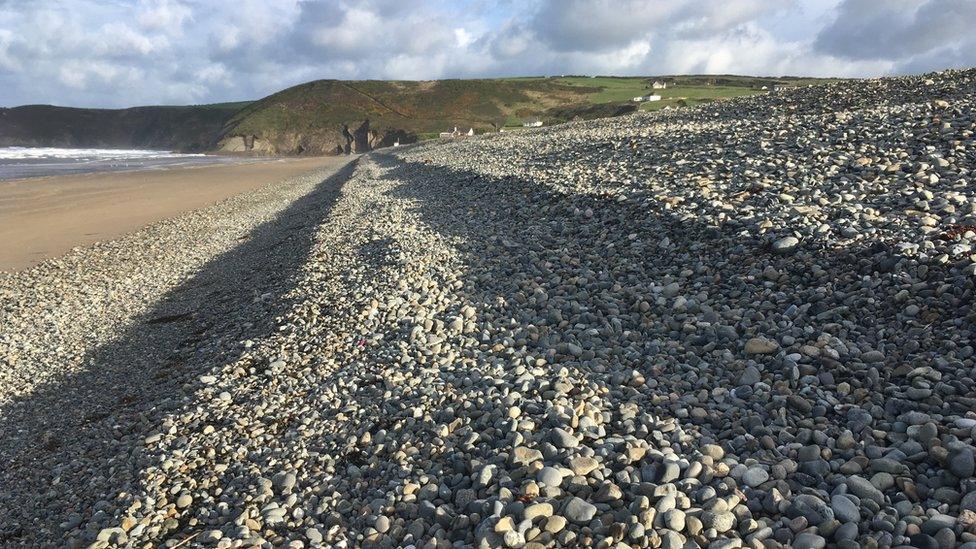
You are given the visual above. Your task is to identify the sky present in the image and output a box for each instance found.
[1,0,974,108]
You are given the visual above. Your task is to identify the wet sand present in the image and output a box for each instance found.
[0,156,343,271]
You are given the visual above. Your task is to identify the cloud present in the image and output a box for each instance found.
[530,0,682,53]
[137,0,192,33]
[0,0,972,108]
[95,22,167,56]
[813,0,976,72]
[0,29,18,71]
[286,0,456,62]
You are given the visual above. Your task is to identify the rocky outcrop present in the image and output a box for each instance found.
[371,128,412,149]
[217,121,417,156]
[217,135,275,153]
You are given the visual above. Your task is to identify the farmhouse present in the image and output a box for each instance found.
[439,127,477,139]
[522,119,543,127]
[632,95,662,103]
[652,81,667,89]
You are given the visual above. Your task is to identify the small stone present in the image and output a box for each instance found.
[176,494,193,509]
[845,475,884,504]
[569,456,600,476]
[910,534,940,549]
[772,236,799,254]
[662,282,681,298]
[739,365,761,385]
[830,495,859,523]
[524,503,553,522]
[274,472,297,493]
[659,462,681,483]
[305,528,323,543]
[593,482,622,502]
[702,511,735,533]
[861,350,885,363]
[922,514,956,536]
[793,533,826,549]
[790,494,833,526]
[563,497,597,524]
[834,522,858,541]
[702,444,724,459]
[550,428,580,449]
[495,516,515,533]
[745,337,779,355]
[742,466,769,487]
[512,446,543,466]
[544,516,567,534]
[948,444,975,478]
[660,530,684,549]
[656,495,677,513]
[537,467,563,487]
[663,509,686,532]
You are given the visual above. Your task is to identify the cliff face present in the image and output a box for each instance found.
[215,120,417,156]
[0,104,245,151]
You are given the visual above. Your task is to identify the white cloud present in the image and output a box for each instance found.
[0,0,972,108]
[58,60,140,90]
[211,23,241,52]
[813,0,976,73]
[0,28,18,71]
[454,28,474,48]
[137,0,192,33]
[309,7,382,54]
[96,22,166,56]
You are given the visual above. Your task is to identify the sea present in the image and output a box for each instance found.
[0,147,254,181]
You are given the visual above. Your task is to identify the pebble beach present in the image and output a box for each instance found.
[1,68,976,549]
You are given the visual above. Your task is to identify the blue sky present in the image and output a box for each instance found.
[1,0,974,108]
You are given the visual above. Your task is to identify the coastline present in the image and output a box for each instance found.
[0,149,284,183]
[0,156,343,272]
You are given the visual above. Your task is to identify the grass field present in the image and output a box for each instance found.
[220,74,840,152]
[502,74,835,115]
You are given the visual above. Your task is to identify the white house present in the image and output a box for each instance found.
[439,126,459,138]
[438,127,477,139]
[522,119,543,127]
[652,81,667,89]
[633,95,662,102]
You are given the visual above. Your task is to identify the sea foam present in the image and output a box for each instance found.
[0,147,205,161]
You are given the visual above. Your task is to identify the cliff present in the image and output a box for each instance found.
[213,79,605,155]
[0,103,249,151]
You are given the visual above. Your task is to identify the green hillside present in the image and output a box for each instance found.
[218,75,834,155]
[214,78,605,154]
[0,75,838,155]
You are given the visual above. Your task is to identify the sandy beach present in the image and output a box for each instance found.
[0,156,342,271]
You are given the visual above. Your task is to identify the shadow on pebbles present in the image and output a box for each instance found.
[2,69,976,549]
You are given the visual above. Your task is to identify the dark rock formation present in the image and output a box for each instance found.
[0,104,241,151]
